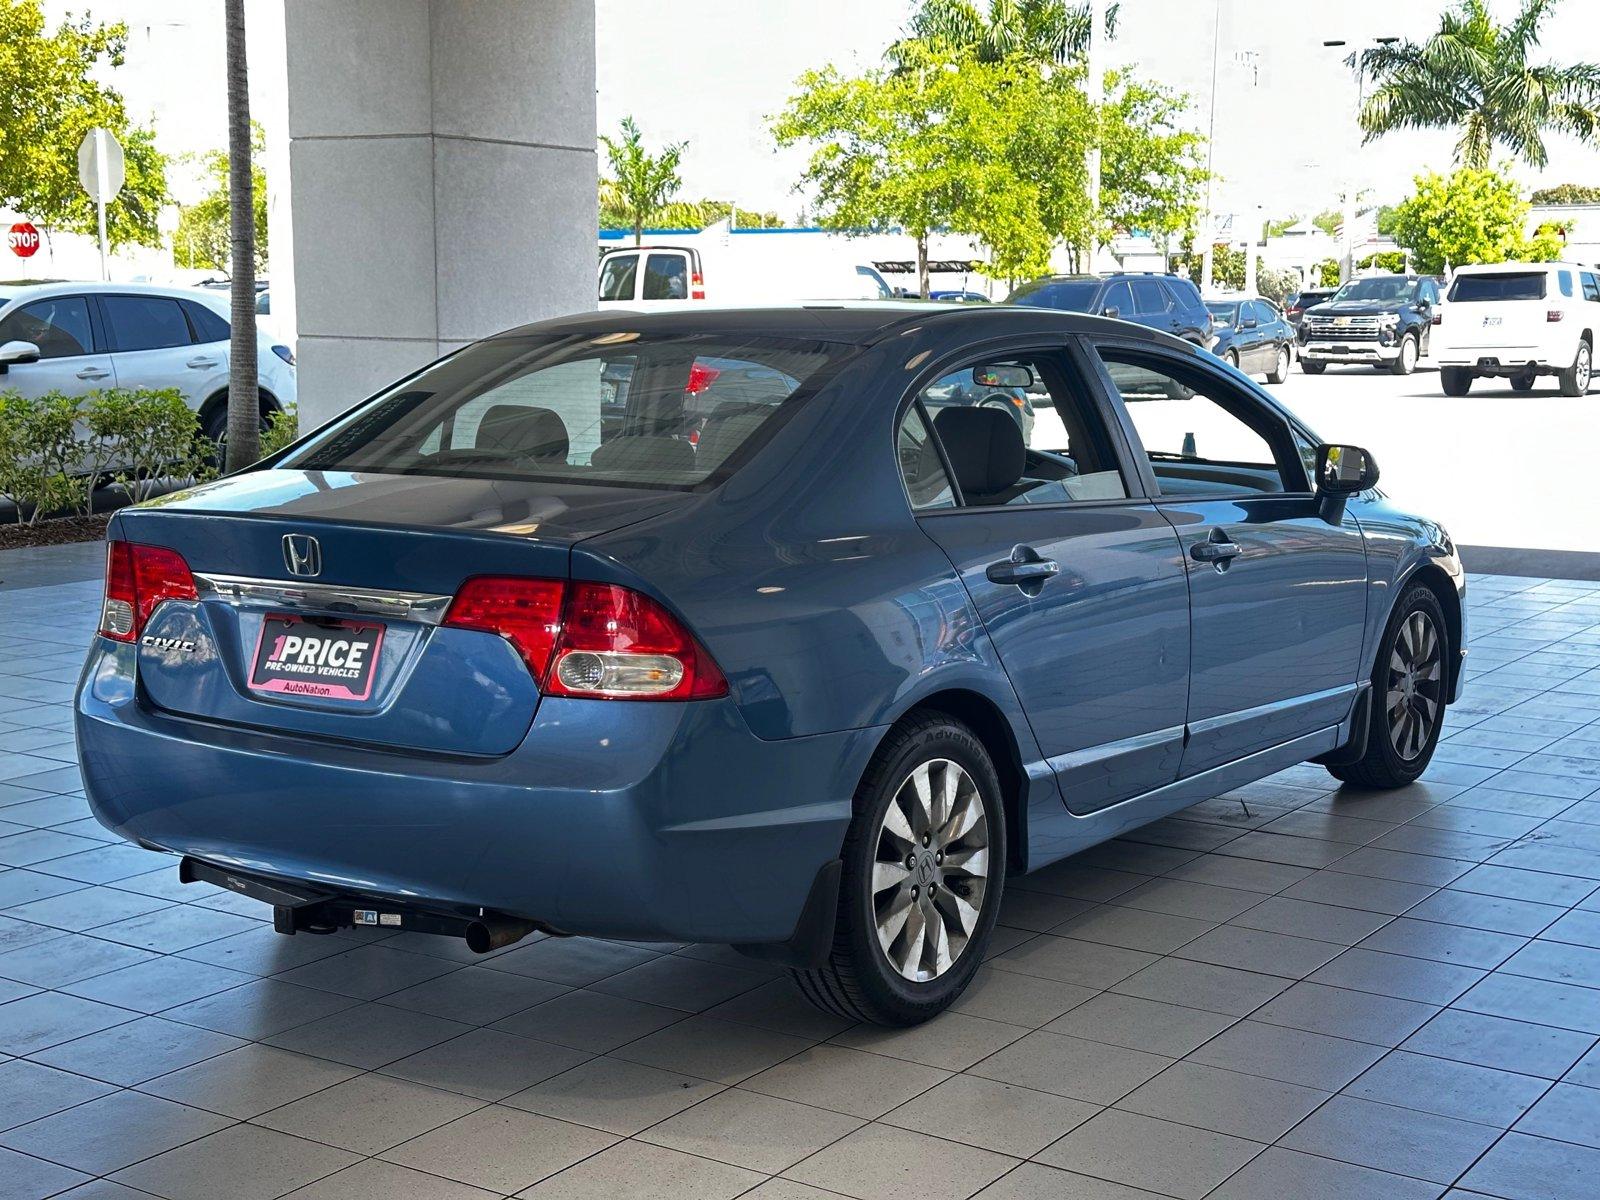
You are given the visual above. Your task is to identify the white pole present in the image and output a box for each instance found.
[1085,0,1105,271]
[94,128,109,281]
[1200,0,1222,292]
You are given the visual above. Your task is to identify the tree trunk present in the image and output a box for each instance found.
[224,0,260,471]
[916,235,929,299]
[634,219,642,246]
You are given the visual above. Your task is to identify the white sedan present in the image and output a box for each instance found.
[0,280,295,441]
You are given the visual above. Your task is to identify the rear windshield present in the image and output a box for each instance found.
[279,333,846,490]
[1009,280,1101,311]
[1448,272,1548,302]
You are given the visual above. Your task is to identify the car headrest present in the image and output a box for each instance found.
[475,404,569,461]
[696,402,771,466]
[588,435,696,475]
[933,406,1025,497]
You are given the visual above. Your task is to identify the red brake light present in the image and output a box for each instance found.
[690,270,705,301]
[1548,309,1564,322]
[100,541,198,642]
[685,362,721,395]
[443,577,565,678]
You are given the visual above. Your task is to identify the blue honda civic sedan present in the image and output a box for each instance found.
[75,304,1465,1025]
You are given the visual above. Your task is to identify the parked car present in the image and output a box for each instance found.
[1007,273,1213,346]
[1205,296,1294,383]
[1433,262,1600,396]
[1284,288,1336,334]
[1298,274,1441,376]
[928,290,992,303]
[76,304,1464,1026]
[0,281,295,442]
[598,244,892,308]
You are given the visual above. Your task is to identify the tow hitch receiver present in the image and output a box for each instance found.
[177,856,551,953]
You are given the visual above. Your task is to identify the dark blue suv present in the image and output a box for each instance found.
[1007,273,1213,345]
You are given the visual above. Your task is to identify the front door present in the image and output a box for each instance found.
[903,347,1192,814]
[1089,341,1369,776]
[0,295,114,399]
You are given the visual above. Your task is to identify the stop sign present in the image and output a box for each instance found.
[7,223,40,258]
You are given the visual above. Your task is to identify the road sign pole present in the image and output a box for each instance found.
[95,128,109,280]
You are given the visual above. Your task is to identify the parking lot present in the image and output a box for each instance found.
[0,545,1596,1199]
[1265,361,1600,555]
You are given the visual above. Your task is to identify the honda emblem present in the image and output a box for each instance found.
[282,534,321,578]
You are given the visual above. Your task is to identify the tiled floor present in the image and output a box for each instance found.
[1,552,1598,1200]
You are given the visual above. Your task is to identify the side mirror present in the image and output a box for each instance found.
[1240,315,1259,329]
[1101,306,1121,319]
[0,340,41,374]
[1315,443,1379,522]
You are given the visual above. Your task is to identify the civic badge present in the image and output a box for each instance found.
[282,533,321,578]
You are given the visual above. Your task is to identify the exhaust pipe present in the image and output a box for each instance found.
[464,914,540,954]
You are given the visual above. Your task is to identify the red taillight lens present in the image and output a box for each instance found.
[443,577,566,678]
[545,581,727,700]
[444,576,726,700]
[1548,309,1565,322]
[100,541,198,642]
[690,270,706,300]
[685,362,721,394]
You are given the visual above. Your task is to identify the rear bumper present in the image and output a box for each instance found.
[1434,351,1560,376]
[77,639,874,945]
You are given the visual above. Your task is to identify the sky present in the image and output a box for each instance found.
[44,0,1600,224]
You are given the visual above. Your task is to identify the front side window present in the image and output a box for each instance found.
[102,295,191,352]
[0,297,92,358]
[642,254,688,300]
[1096,347,1297,496]
[598,254,638,302]
[281,333,843,491]
[1100,282,1133,317]
[916,352,1128,507]
[1584,273,1600,303]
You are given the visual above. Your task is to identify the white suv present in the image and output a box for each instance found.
[0,281,296,439]
[1434,262,1600,396]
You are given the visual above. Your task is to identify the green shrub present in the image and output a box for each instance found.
[0,390,89,523]
[85,388,208,504]
[259,403,299,460]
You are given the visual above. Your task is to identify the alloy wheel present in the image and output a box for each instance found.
[1401,336,1418,372]
[871,758,990,982]
[1388,610,1443,761]
[1277,348,1289,375]
[1579,344,1592,390]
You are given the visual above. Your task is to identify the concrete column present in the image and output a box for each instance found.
[281,0,596,426]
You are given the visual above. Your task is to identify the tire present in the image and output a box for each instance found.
[1558,338,1592,397]
[1300,360,1326,375]
[1328,583,1450,789]
[793,712,1006,1026]
[201,395,275,465]
[1389,333,1419,375]
[1266,345,1290,384]
[1225,350,1240,370]
[1511,371,1536,392]
[1440,367,1474,397]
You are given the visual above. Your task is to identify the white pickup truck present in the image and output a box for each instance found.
[1434,262,1600,396]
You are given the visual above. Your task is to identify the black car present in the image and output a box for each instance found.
[1299,275,1442,376]
[1206,296,1295,384]
[1008,273,1212,346]
[1284,288,1336,334]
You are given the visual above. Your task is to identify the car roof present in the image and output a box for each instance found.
[0,280,222,308]
[1450,261,1589,275]
[494,302,1202,358]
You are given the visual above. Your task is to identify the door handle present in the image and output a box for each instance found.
[76,367,110,380]
[187,357,219,369]
[986,545,1059,594]
[1191,529,1242,568]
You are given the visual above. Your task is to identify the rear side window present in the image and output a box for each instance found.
[896,404,955,510]
[642,254,688,300]
[102,295,192,351]
[1447,273,1547,302]
[598,254,638,302]
[0,297,92,358]
[1559,271,1575,297]
[181,301,230,343]
[1131,280,1171,314]
[282,334,845,491]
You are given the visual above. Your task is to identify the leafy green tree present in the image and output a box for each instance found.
[1097,74,1205,254]
[599,118,685,245]
[173,125,268,273]
[1531,182,1600,205]
[1390,166,1562,272]
[599,193,782,232]
[893,0,1117,67]
[1314,259,1341,287]
[1351,0,1600,170]
[1265,215,1301,238]
[0,0,169,248]
[1311,210,1342,238]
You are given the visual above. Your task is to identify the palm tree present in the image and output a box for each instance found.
[892,0,1117,68]
[599,118,685,245]
[1352,0,1600,170]
[223,0,259,469]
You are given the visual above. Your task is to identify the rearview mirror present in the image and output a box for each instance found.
[0,340,41,373]
[973,364,1035,389]
[1316,443,1379,521]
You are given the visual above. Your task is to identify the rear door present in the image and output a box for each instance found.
[908,344,1192,813]
[0,294,114,398]
[100,293,208,405]
[1088,340,1368,775]
[642,251,692,302]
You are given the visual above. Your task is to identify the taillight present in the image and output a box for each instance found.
[442,577,726,701]
[1548,310,1565,322]
[685,362,721,394]
[100,541,199,642]
[690,270,705,300]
